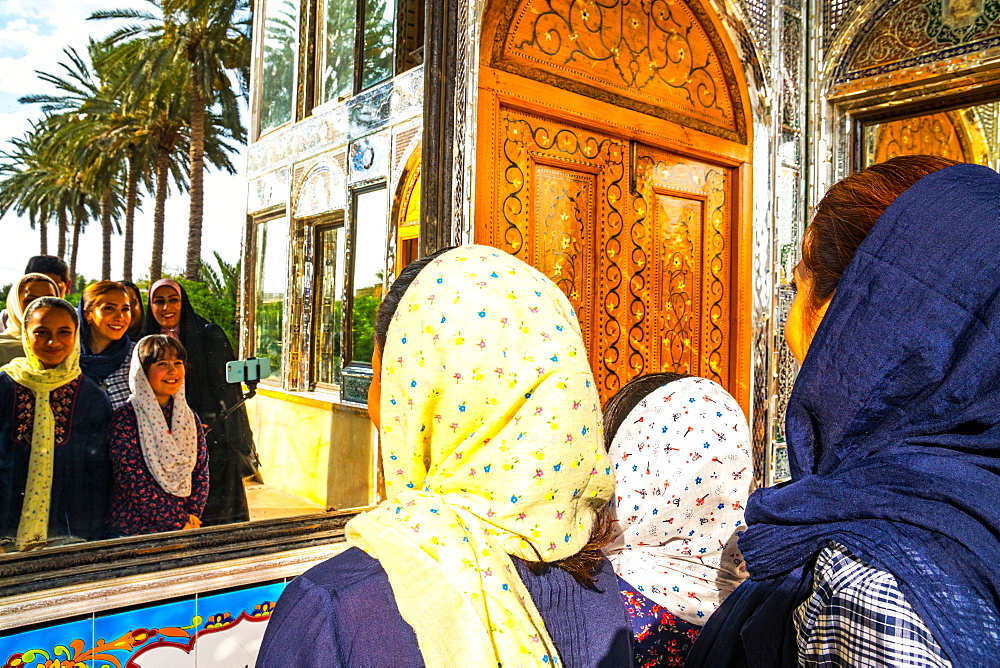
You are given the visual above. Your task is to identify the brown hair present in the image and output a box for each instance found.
[802,155,960,313]
[602,372,691,452]
[521,504,616,587]
[81,280,130,312]
[137,335,188,374]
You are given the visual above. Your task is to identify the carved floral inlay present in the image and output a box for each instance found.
[487,106,733,399]
[494,0,740,140]
[872,112,968,163]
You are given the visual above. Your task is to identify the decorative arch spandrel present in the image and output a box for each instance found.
[871,111,970,163]
[486,0,747,143]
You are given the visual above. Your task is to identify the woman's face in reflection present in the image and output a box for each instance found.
[86,290,131,345]
[18,279,57,312]
[151,286,182,329]
[125,286,143,327]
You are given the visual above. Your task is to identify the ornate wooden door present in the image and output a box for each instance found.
[477,0,752,407]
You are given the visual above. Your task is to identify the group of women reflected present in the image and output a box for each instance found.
[0,278,256,552]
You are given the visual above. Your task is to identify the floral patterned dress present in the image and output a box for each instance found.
[620,576,702,667]
[108,399,209,535]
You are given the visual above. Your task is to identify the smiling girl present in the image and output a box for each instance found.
[107,335,208,536]
[79,281,135,410]
[0,297,113,551]
[143,278,256,527]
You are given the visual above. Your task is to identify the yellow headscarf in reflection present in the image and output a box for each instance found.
[346,246,613,667]
[1,298,81,550]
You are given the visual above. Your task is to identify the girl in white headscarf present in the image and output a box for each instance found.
[603,373,752,666]
[0,273,61,367]
[107,335,208,536]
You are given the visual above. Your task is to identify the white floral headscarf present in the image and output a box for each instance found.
[128,336,198,497]
[605,377,752,624]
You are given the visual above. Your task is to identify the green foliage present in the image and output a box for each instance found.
[255,298,283,378]
[0,283,10,313]
[351,294,379,364]
[176,272,237,347]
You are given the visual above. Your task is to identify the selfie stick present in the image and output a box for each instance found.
[204,358,262,436]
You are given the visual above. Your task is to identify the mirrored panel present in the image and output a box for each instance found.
[862,101,1000,170]
[259,0,299,134]
[350,187,388,365]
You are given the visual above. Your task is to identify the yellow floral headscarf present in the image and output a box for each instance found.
[1,298,81,550]
[346,246,613,667]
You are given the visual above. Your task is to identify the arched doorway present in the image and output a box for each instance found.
[476,0,754,406]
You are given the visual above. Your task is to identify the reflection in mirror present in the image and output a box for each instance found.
[259,0,299,134]
[863,101,1000,169]
[321,0,356,104]
[314,224,346,386]
[255,217,287,381]
[351,187,388,365]
[362,0,395,90]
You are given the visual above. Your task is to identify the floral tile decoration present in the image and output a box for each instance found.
[1,581,285,668]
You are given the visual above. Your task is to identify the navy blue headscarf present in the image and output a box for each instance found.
[689,163,1000,666]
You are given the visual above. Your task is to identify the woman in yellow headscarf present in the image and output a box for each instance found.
[259,246,631,667]
[0,297,113,551]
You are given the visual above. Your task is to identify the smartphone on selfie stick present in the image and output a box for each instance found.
[204,358,272,435]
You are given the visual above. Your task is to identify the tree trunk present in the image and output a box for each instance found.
[185,78,206,281]
[150,144,170,281]
[57,208,67,258]
[69,198,84,292]
[123,148,140,281]
[39,217,48,255]
[100,191,113,280]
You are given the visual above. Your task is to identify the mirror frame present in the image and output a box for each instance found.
[0,510,356,598]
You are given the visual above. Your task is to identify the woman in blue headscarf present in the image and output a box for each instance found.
[688,155,1000,667]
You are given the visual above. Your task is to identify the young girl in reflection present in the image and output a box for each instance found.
[108,335,208,536]
[0,297,112,550]
[603,373,752,666]
[144,278,256,526]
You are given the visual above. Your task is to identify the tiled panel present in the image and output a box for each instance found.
[92,597,198,667]
[0,616,94,668]
[194,582,286,668]
[0,580,288,668]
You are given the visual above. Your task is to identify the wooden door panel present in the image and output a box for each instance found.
[478,105,735,402]
[636,148,731,387]
[486,106,627,391]
[532,164,596,327]
[652,194,702,377]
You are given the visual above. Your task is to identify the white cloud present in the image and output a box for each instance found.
[0,0,247,283]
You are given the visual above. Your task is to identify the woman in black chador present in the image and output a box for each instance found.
[143,279,258,526]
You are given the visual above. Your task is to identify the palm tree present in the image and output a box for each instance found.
[91,0,250,280]
[20,45,131,280]
[0,119,100,286]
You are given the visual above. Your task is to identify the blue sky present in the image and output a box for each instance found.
[0,0,247,282]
